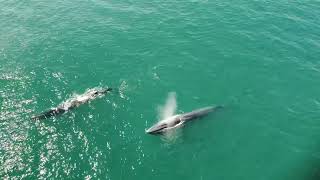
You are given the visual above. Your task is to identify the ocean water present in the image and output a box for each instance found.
[1,0,320,179]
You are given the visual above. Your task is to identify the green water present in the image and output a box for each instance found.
[1,0,320,179]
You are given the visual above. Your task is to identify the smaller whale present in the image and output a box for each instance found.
[146,106,223,134]
[32,87,112,120]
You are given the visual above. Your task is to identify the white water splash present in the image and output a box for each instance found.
[158,92,177,121]
[58,87,106,110]
[153,92,182,143]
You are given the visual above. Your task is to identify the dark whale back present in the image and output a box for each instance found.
[32,108,66,120]
[181,106,223,121]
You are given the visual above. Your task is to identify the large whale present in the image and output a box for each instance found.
[146,106,222,134]
[32,87,112,120]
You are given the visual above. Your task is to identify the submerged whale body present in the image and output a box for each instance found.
[32,87,112,120]
[146,106,223,134]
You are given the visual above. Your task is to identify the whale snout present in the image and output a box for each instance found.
[146,123,167,134]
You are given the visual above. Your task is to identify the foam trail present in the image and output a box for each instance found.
[159,92,177,120]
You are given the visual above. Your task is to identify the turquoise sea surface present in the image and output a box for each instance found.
[1,0,320,179]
